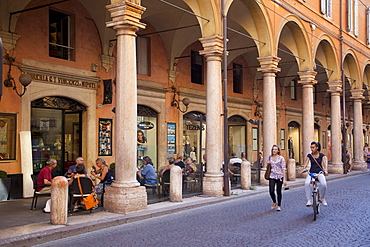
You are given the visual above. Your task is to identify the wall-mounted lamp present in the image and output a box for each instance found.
[170,85,190,113]
[3,54,32,97]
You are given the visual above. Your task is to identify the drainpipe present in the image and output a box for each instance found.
[222,0,230,196]
[340,0,347,174]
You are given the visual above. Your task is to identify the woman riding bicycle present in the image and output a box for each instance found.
[302,141,328,207]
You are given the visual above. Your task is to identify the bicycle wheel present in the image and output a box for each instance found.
[312,191,318,221]
[316,190,320,215]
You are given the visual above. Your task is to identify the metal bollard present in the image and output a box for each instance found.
[241,160,251,190]
[50,176,68,225]
[287,159,296,181]
[170,166,182,202]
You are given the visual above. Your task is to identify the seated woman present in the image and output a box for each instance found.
[91,158,113,194]
[69,163,93,211]
[137,156,157,186]
[183,157,197,181]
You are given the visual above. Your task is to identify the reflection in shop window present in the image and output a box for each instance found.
[137,116,157,170]
[252,127,258,151]
[280,129,285,150]
[0,113,16,160]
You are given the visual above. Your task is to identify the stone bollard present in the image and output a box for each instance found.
[170,166,182,202]
[241,160,251,190]
[50,176,68,225]
[287,159,296,181]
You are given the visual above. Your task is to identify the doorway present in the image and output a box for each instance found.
[31,96,85,176]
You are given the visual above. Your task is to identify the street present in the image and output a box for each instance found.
[36,173,370,247]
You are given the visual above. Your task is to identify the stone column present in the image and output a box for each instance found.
[104,1,147,214]
[327,81,344,173]
[350,89,367,170]
[241,160,251,190]
[297,71,317,164]
[199,35,224,197]
[50,176,68,225]
[257,56,280,186]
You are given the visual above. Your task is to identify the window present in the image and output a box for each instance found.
[137,36,150,76]
[233,63,243,94]
[252,127,258,151]
[0,113,17,160]
[280,129,285,150]
[191,51,203,84]
[367,8,370,45]
[321,0,332,18]
[49,10,73,60]
[290,80,297,100]
[348,0,359,36]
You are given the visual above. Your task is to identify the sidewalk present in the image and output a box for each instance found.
[0,171,366,246]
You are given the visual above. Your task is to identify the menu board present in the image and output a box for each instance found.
[167,123,176,155]
[98,118,112,156]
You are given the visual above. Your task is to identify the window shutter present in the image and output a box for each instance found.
[321,0,326,14]
[327,0,332,18]
[348,0,352,31]
[354,0,359,36]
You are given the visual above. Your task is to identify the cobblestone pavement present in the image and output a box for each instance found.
[35,173,370,247]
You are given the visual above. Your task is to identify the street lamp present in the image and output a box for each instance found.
[170,85,191,113]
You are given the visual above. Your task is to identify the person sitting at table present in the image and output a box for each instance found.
[183,157,197,181]
[137,156,157,186]
[65,157,86,178]
[69,163,94,211]
[91,158,113,194]
[37,158,57,193]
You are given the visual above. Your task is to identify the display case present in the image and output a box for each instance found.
[98,118,112,156]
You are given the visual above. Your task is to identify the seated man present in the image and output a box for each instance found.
[37,158,57,193]
[66,157,85,178]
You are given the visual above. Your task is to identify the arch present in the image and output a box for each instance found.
[138,104,158,117]
[183,111,206,121]
[362,62,370,89]
[228,115,246,124]
[276,15,313,71]
[288,121,300,128]
[343,51,361,89]
[314,35,340,81]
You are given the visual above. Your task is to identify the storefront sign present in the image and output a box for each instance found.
[167,123,176,154]
[138,121,154,130]
[29,73,97,89]
[186,124,205,131]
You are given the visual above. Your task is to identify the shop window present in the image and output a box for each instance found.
[137,105,157,170]
[252,127,258,151]
[183,111,206,164]
[233,63,243,94]
[49,9,74,60]
[0,113,17,160]
[228,115,246,156]
[290,80,297,100]
[191,51,203,85]
[137,36,150,76]
[280,129,285,150]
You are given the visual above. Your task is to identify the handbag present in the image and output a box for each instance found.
[264,158,271,180]
[77,177,99,210]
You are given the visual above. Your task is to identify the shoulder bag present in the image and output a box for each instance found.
[264,156,271,180]
[77,177,99,210]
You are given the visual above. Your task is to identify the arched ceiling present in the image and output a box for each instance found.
[343,53,360,89]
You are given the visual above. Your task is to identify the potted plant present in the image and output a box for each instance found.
[0,170,11,201]
[109,163,115,180]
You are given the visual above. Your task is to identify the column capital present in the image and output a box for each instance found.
[168,69,179,84]
[327,80,342,94]
[297,70,317,85]
[257,56,281,73]
[199,35,223,57]
[350,88,365,100]
[0,31,21,52]
[106,1,146,31]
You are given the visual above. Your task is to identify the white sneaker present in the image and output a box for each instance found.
[306,200,312,207]
[320,198,328,206]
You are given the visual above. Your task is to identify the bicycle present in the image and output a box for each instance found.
[302,170,324,221]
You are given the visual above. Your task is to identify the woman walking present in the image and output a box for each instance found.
[266,145,287,211]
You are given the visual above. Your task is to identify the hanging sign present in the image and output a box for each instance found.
[138,121,154,130]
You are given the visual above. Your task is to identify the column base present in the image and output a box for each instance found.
[352,161,367,171]
[202,175,224,197]
[328,162,344,174]
[260,169,269,186]
[103,185,147,214]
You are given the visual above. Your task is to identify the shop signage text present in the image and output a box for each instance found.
[138,121,154,130]
[186,124,205,131]
[30,73,97,89]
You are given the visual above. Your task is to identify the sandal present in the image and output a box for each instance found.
[271,203,277,209]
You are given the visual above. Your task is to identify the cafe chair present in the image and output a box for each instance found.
[144,178,160,195]
[69,177,94,214]
[30,174,51,211]
[160,170,171,197]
